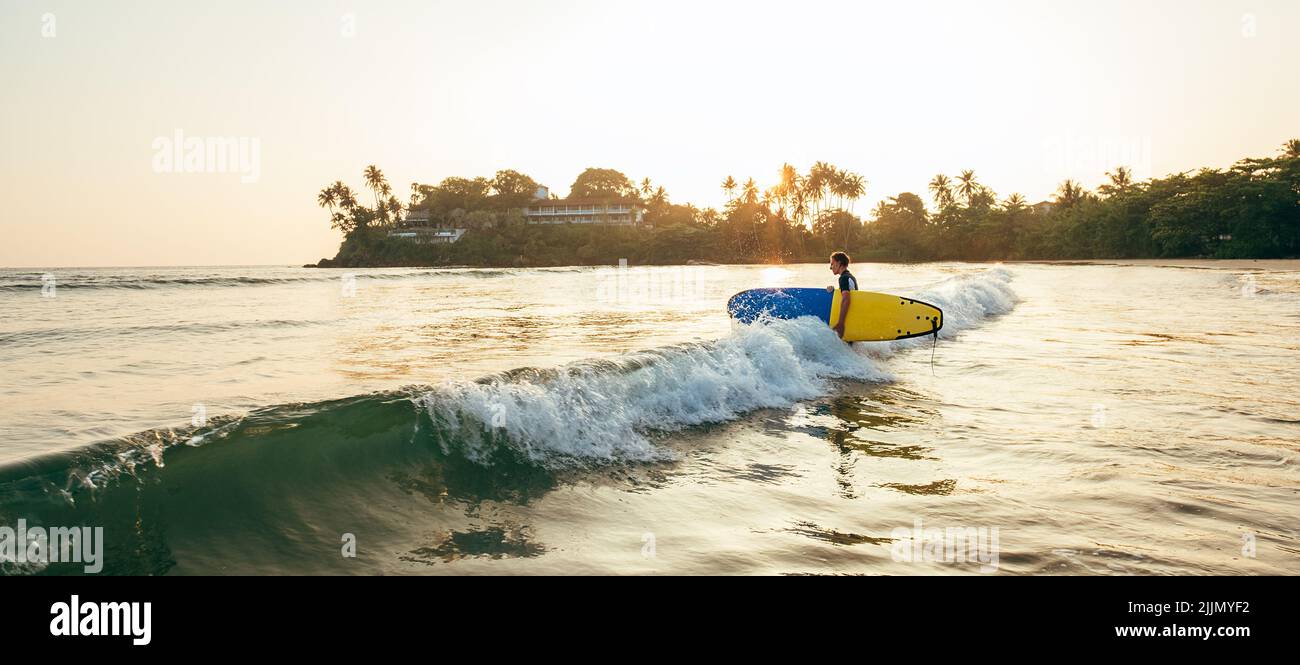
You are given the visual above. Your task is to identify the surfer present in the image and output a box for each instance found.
[826,251,857,340]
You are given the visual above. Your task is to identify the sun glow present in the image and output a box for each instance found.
[760,267,795,287]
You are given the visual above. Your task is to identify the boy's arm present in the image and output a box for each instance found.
[832,272,852,337]
[833,291,851,336]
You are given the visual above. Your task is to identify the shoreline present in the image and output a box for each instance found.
[1008,258,1300,270]
[302,257,1300,271]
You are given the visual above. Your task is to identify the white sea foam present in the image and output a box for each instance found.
[921,266,1019,334]
[419,267,1018,467]
[419,315,883,467]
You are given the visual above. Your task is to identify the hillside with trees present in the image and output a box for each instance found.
[313,141,1299,267]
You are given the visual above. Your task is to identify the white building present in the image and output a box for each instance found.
[388,227,466,244]
[523,197,645,225]
[389,209,466,243]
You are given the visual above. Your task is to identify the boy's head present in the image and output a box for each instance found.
[829,251,850,274]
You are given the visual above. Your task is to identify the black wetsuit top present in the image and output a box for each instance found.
[838,270,858,292]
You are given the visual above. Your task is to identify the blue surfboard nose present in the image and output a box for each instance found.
[727,288,834,325]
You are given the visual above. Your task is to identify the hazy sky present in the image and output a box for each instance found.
[2,0,1296,267]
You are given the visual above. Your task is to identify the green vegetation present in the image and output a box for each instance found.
[570,168,640,199]
[314,141,1299,267]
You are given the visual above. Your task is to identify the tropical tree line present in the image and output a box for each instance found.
[880,140,1300,261]
[314,141,1299,267]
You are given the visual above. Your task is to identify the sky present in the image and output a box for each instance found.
[1,0,1296,267]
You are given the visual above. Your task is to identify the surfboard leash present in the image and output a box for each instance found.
[929,318,939,376]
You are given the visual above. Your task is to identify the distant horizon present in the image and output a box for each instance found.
[8,256,1300,271]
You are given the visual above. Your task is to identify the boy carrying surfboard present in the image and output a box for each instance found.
[826,251,857,340]
[727,257,941,343]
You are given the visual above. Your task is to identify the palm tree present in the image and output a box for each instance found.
[739,177,760,250]
[1002,193,1027,211]
[956,170,980,205]
[722,175,737,202]
[363,165,387,210]
[809,161,833,215]
[1107,166,1133,192]
[929,174,954,209]
[640,177,653,198]
[317,185,337,212]
[379,182,393,222]
[338,183,358,211]
[792,188,809,229]
[825,172,841,211]
[1056,179,1087,208]
[832,169,852,210]
[842,172,866,214]
[322,181,358,233]
[387,195,403,226]
[1283,139,1300,158]
[778,163,798,212]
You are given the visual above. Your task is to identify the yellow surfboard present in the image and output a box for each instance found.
[828,290,944,342]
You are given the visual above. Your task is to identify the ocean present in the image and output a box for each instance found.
[1,262,1297,575]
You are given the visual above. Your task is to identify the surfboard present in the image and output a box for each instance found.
[727,288,943,342]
